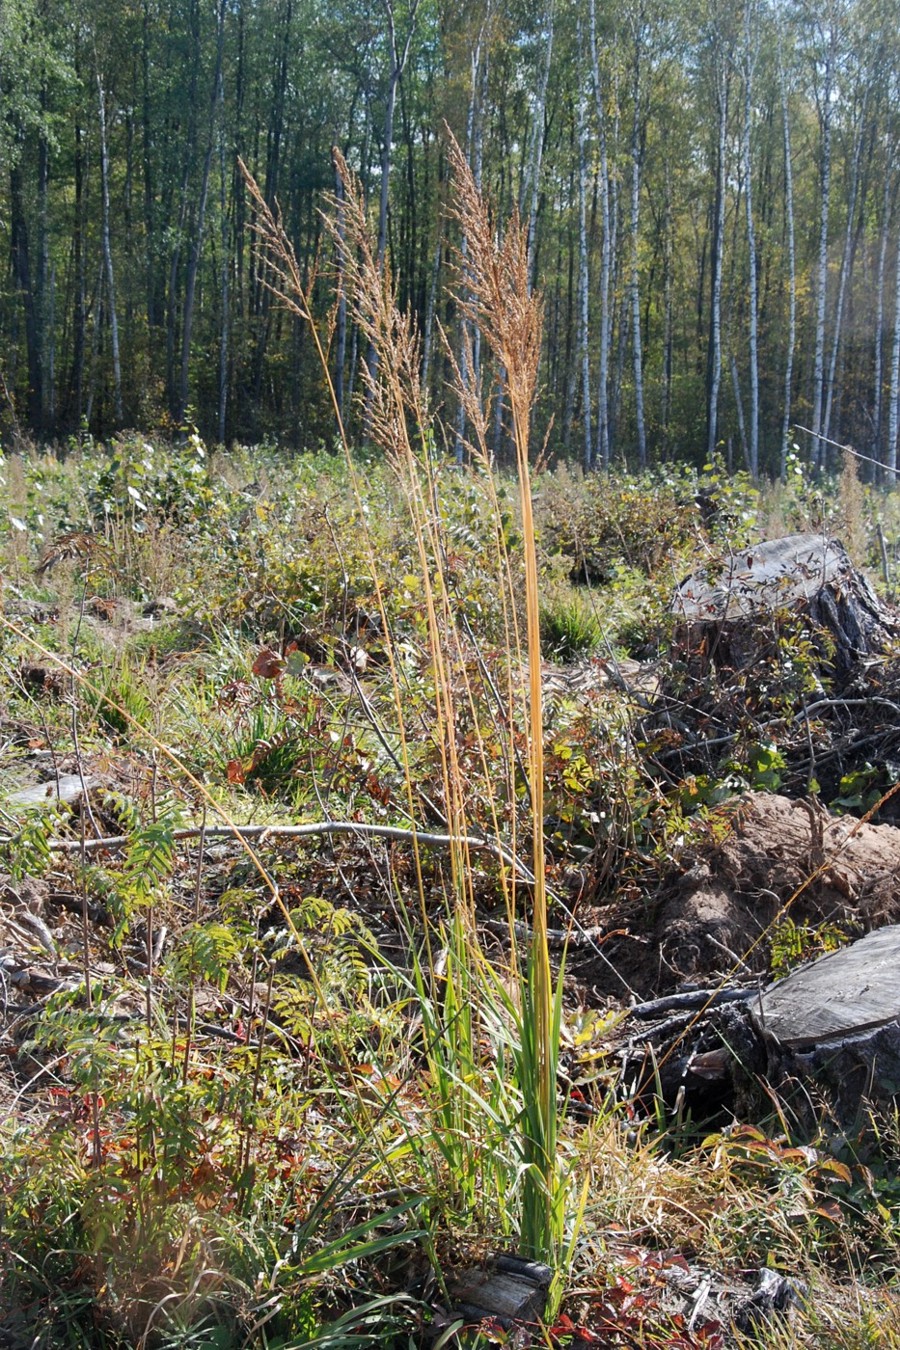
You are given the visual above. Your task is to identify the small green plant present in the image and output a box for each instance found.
[540,590,603,662]
[769,917,848,980]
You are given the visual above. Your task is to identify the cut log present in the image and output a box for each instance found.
[755,924,900,1049]
[446,1254,552,1329]
[749,924,900,1125]
[5,773,98,810]
[619,926,900,1129]
[672,533,898,681]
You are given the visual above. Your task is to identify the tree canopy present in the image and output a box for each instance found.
[2,0,899,476]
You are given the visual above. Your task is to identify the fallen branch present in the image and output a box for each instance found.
[483,917,609,950]
[626,986,756,1019]
[3,818,537,882]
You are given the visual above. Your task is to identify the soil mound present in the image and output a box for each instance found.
[585,792,900,999]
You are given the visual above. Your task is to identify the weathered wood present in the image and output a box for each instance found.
[743,924,900,1125]
[672,533,897,680]
[674,534,849,622]
[755,925,900,1049]
[447,1255,552,1328]
[6,773,98,809]
[628,987,755,1020]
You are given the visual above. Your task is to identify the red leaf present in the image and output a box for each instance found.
[252,646,285,680]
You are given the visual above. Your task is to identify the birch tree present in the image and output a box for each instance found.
[576,18,592,469]
[778,45,797,478]
[628,3,647,468]
[741,0,760,476]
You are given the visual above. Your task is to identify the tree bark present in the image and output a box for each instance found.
[778,50,797,480]
[741,0,759,477]
[576,27,592,470]
[97,77,123,424]
[628,17,646,469]
[364,0,420,432]
[589,0,612,466]
[887,218,900,475]
[706,55,728,464]
[178,0,226,426]
[822,90,868,450]
[811,32,835,470]
[9,162,42,429]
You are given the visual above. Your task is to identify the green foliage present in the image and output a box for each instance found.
[728,741,787,792]
[540,590,603,661]
[538,465,700,586]
[271,893,390,1055]
[769,918,849,981]
[4,427,900,1344]
[831,762,900,815]
[107,800,182,940]
[1,806,62,880]
[89,431,212,531]
[83,654,152,737]
[170,921,244,991]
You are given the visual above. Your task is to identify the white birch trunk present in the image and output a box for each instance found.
[779,51,796,480]
[706,59,727,464]
[629,27,646,468]
[811,40,834,469]
[742,0,759,477]
[97,77,123,423]
[576,30,592,470]
[871,167,893,464]
[524,4,554,290]
[589,0,612,466]
[887,223,900,475]
[822,91,867,448]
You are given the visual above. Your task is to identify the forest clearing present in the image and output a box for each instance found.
[4,412,900,1344]
[5,0,900,1344]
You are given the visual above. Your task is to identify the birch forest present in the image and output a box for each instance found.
[2,0,900,477]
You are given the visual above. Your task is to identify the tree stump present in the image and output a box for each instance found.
[751,924,900,1126]
[672,533,898,681]
[445,1254,553,1329]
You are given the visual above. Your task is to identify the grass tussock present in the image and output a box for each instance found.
[1,154,900,1350]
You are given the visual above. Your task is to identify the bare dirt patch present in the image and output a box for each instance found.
[576,791,900,1000]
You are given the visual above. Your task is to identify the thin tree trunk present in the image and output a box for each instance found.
[217,30,229,444]
[179,0,226,425]
[742,1,759,477]
[731,350,749,468]
[9,163,42,429]
[47,263,55,425]
[779,51,796,479]
[811,38,834,469]
[706,58,728,464]
[141,0,160,333]
[576,25,592,470]
[524,4,554,290]
[97,77,123,423]
[872,165,894,466]
[661,159,673,459]
[455,32,483,463]
[628,22,646,469]
[85,259,105,428]
[887,222,900,475]
[822,94,867,449]
[589,0,612,466]
[364,0,420,430]
[421,229,442,395]
[70,110,86,428]
[37,121,49,430]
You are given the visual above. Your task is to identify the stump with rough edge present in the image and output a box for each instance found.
[751,923,900,1126]
[445,1255,553,1330]
[672,533,898,681]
